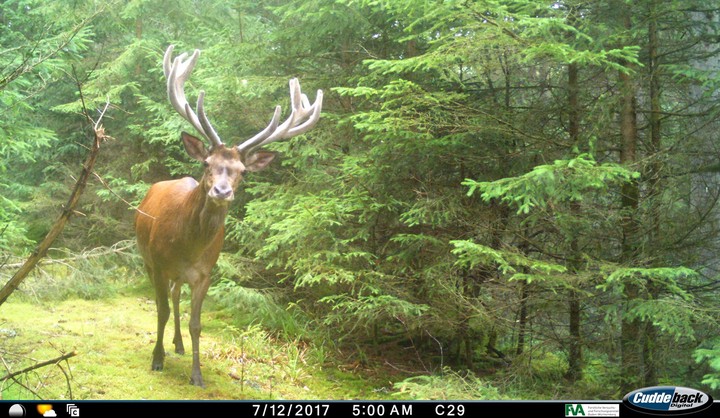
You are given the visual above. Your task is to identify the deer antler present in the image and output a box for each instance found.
[164,45,323,153]
[164,45,223,148]
[236,78,323,156]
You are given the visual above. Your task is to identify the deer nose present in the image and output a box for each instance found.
[210,184,234,201]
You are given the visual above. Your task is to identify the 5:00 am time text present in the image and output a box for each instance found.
[352,404,413,416]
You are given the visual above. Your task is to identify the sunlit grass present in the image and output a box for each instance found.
[0,294,394,400]
[0,247,403,400]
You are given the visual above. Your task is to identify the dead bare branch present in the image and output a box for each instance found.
[92,172,155,220]
[0,83,109,306]
[55,360,74,400]
[0,241,135,270]
[0,351,78,382]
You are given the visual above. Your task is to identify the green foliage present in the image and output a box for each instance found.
[463,155,637,215]
[598,267,703,341]
[567,353,621,399]
[208,277,309,338]
[451,239,566,280]
[600,267,696,299]
[694,338,720,390]
[320,292,430,336]
[504,350,570,394]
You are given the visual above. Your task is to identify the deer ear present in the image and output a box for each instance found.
[181,132,208,161]
[244,151,275,172]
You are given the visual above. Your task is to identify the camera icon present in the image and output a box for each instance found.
[66,404,79,417]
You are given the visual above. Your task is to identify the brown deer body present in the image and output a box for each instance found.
[135,45,322,387]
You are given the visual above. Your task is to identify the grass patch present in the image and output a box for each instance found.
[0,294,403,400]
[393,368,502,400]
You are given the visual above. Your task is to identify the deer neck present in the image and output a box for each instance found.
[186,180,228,245]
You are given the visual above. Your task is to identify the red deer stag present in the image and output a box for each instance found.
[134,45,323,387]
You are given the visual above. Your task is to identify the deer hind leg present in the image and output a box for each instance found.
[151,273,170,371]
[171,281,185,355]
[188,277,211,387]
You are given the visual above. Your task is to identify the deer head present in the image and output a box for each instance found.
[163,45,323,204]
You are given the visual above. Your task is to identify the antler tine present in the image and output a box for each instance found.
[285,89,323,138]
[166,49,201,130]
[163,44,175,78]
[164,45,223,148]
[236,78,323,155]
[197,91,222,146]
[236,106,282,155]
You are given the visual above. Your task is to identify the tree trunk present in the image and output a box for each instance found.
[516,280,528,356]
[567,291,582,380]
[644,0,662,387]
[564,61,583,382]
[618,9,643,395]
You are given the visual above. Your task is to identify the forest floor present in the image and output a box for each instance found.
[0,290,406,400]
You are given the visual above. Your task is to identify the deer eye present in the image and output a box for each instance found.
[202,160,210,168]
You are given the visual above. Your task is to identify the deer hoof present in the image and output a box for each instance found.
[151,355,164,371]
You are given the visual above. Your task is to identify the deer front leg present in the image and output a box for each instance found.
[152,277,170,371]
[189,278,210,387]
[171,281,185,355]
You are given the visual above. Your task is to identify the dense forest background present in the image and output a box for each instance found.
[2,0,720,400]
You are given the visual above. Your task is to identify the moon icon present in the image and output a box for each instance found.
[9,404,25,417]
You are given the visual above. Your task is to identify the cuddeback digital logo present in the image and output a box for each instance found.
[623,386,713,415]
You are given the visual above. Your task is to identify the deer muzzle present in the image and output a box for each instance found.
[209,182,234,202]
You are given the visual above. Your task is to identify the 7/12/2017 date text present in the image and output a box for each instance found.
[250,402,466,417]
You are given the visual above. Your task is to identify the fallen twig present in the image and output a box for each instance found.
[0,241,134,270]
[0,351,78,382]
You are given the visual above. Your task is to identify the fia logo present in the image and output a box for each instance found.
[565,404,585,416]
